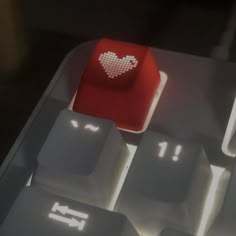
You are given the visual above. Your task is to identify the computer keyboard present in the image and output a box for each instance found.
[0,38,236,236]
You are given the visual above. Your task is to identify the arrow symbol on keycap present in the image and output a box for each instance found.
[52,202,88,219]
[49,213,86,230]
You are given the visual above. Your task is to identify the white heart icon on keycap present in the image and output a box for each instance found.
[98,51,138,79]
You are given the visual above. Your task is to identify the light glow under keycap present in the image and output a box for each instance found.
[222,96,236,157]
[196,166,225,236]
[107,144,227,236]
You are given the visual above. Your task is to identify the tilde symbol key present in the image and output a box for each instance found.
[98,51,138,79]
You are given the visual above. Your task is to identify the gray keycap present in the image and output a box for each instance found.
[32,109,129,209]
[115,131,212,236]
[0,187,139,236]
[161,228,193,236]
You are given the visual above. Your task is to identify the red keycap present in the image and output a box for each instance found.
[73,38,167,133]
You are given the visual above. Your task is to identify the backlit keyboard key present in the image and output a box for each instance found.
[72,38,167,133]
[0,187,139,236]
[32,109,129,208]
[115,131,212,236]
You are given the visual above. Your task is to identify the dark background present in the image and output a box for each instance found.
[1,0,236,165]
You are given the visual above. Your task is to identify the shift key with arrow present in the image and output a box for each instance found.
[0,187,139,236]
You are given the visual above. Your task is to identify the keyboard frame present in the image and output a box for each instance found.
[0,40,235,225]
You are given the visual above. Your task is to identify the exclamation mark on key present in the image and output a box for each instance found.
[172,145,182,162]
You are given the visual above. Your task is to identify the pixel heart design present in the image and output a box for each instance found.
[98,51,138,79]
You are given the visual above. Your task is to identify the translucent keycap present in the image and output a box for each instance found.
[0,187,139,236]
[32,109,129,209]
[115,131,212,236]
